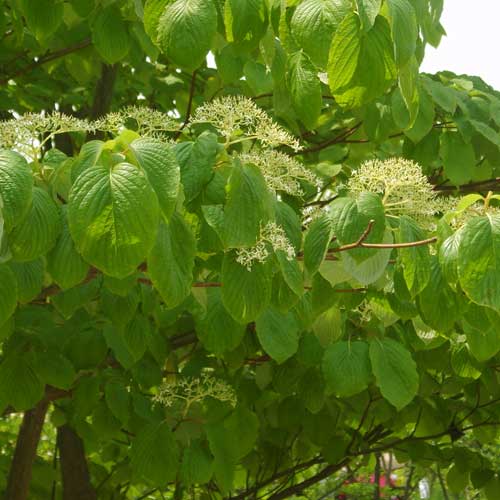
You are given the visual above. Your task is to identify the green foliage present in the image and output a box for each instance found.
[1,0,500,499]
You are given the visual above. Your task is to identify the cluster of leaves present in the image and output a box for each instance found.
[2,0,500,499]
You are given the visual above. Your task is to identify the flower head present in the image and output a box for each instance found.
[191,96,301,151]
[153,373,237,415]
[94,106,178,137]
[240,150,320,196]
[236,222,295,271]
[347,158,446,229]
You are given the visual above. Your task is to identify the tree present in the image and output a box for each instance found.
[1,0,500,499]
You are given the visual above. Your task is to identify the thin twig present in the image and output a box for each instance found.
[0,38,92,85]
[174,70,197,139]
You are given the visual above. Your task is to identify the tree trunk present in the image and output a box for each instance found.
[4,399,49,500]
[57,425,97,500]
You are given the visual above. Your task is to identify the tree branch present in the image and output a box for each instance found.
[174,70,197,139]
[0,39,92,86]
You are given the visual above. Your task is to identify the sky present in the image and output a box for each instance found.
[421,0,500,89]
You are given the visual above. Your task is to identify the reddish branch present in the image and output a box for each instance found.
[330,220,437,253]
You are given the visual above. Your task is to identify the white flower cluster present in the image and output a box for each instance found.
[240,150,320,196]
[191,96,301,151]
[94,106,178,137]
[0,112,93,154]
[236,222,295,271]
[152,373,237,415]
[347,158,446,228]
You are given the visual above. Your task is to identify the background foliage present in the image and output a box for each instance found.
[2,0,500,499]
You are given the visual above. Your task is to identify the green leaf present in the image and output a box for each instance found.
[417,256,460,332]
[447,465,469,494]
[462,306,500,361]
[330,193,386,261]
[222,161,274,248]
[157,0,217,71]
[457,215,500,310]
[175,131,219,202]
[469,120,500,148]
[19,0,63,41]
[356,0,381,30]
[9,259,44,304]
[327,14,396,109]
[105,380,130,423]
[386,0,418,67]
[10,187,60,262]
[224,0,267,44]
[404,85,435,143]
[398,216,431,296]
[148,213,196,308]
[131,421,179,486]
[0,264,17,327]
[303,215,333,276]
[290,0,351,69]
[0,353,44,411]
[101,288,139,328]
[92,6,131,64]
[440,131,475,186]
[256,307,300,363]
[369,338,419,410]
[144,0,169,41]
[123,315,152,362]
[287,51,322,130]
[35,351,75,390]
[129,138,180,220]
[180,440,214,486]
[198,288,246,355]
[221,253,271,323]
[68,163,159,278]
[322,341,371,397]
[71,140,104,183]
[439,230,462,287]
[47,208,89,290]
[0,149,33,231]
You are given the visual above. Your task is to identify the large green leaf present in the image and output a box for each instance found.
[440,131,475,186]
[9,259,44,304]
[68,163,159,278]
[47,208,89,290]
[131,421,179,486]
[0,353,44,411]
[0,150,33,231]
[327,14,396,108]
[369,338,419,409]
[0,264,17,327]
[180,440,214,486]
[129,138,180,220]
[417,256,460,332]
[175,131,219,202]
[224,0,267,44]
[287,51,322,130]
[322,341,371,397]
[398,216,431,296]
[148,213,196,308]
[92,6,131,64]
[457,215,500,311]
[386,0,418,67]
[356,0,381,30]
[329,192,386,261]
[222,161,274,248]
[303,215,333,276]
[10,187,60,262]
[157,0,217,71]
[290,0,351,69]
[256,307,300,364]
[221,253,271,323]
[198,288,246,355]
[19,0,63,41]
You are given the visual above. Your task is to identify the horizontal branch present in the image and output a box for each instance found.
[330,220,437,253]
[434,177,500,193]
[0,38,91,86]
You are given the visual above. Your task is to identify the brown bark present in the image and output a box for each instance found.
[57,425,96,500]
[4,399,50,500]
